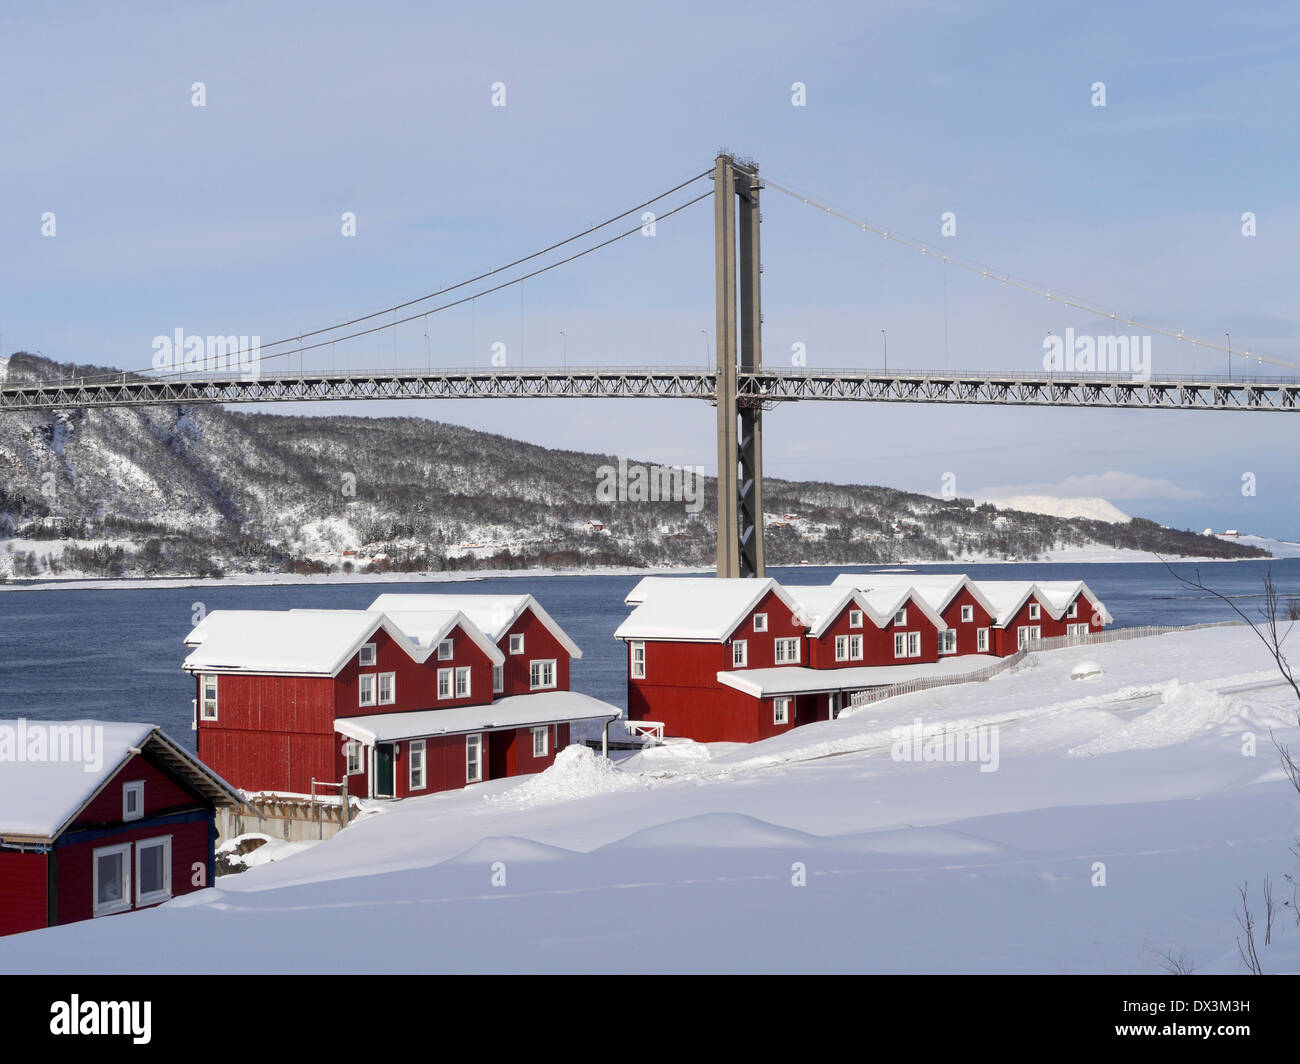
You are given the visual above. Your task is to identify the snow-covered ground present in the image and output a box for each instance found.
[3,626,1299,974]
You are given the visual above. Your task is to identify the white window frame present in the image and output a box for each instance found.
[732,640,748,668]
[908,631,921,657]
[359,642,377,666]
[961,605,974,624]
[135,835,172,907]
[532,726,549,758]
[849,609,863,629]
[849,634,863,661]
[977,627,989,653]
[93,842,133,917]
[1067,602,1079,619]
[774,697,791,725]
[409,740,426,791]
[466,734,482,784]
[1028,603,1041,621]
[509,633,525,655]
[199,674,218,721]
[122,781,144,822]
[828,692,841,719]
[437,668,453,700]
[455,666,472,698]
[377,671,396,705]
[358,673,376,707]
[437,638,454,661]
[894,608,908,626]
[774,637,799,664]
[1018,625,1042,649]
[835,635,849,662]
[894,632,907,659]
[345,740,363,775]
[530,659,557,690]
[753,613,768,632]
[492,663,504,693]
[940,629,957,655]
[630,641,646,679]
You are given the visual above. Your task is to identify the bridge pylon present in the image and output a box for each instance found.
[714,152,764,578]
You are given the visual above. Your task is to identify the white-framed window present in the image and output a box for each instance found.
[774,637,799,664]
[359,674,376,706]
[345,741,362,775]
[774,697,791,725]
[961,605,974,623]
[509,633,525,655]
[753,613,768,632]
[894,608,908,626]
[731,640,748,668]
[1067,602,1079,619]
[93,842,132,917]
[835,635,849,662]
[940,630,957,655]
[829,692,841,719]
[492,664,504,693]
[849,609,863,629]
[122,781,144,821]
[455,666,472,697]
[977,628,989,653]
[630,641,646,679]
[908,631,921,657]
[377,672,396,705]
[466,734,482,783]
[1028,603,1041,621]
[437,638,454,661]
[135,835,172,907]
[849,634,863,660]
[359,642,377,666]
[409,740,426,791]
[437,668,453,700]
[199,674,218,721]
[530,659,557,690]
[1017,625,1042,649]
[532,726,549,758]
[894,632,907,659]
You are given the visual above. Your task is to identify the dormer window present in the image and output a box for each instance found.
[509,634,525,655]
[123,781,144,822]
[894,608,907,626]
[1028,603,1041,620]
[961,605,974,623]
[849,610,863,629]
[753,613,768,632]
[359,642,377,666]
[1067,602,1078,619]
[437,639,454,661]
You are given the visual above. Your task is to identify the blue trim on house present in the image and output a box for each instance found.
[54,808,215,848]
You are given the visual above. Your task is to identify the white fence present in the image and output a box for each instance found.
[845,620,1244,712]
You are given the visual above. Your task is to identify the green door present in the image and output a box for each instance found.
[375,743,395,798]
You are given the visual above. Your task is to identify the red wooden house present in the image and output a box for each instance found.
[184,598,617,800]
[0,720,240,938]
[832,574,998,656]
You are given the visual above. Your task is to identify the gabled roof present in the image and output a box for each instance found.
[781,585,867,637]
[1033,581,1114,625]
[0,721,242,844]
[973,581,1059,627]
[183,608,504,676]
[614,577,802,642]
[367,593,581,659]
[832,572,996,619]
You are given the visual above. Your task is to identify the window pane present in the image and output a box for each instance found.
[97,852,123,904]
[140,844,165,895]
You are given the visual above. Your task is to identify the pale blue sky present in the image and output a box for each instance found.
[1,1,1296,536]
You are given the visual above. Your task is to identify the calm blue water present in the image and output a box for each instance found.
[1,560,1295,753]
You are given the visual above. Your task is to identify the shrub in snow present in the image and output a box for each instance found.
[1070,659,1103,680]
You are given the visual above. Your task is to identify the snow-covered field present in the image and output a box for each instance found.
[3,627,1298,974]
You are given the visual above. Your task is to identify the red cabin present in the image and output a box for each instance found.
[0,720,239,938]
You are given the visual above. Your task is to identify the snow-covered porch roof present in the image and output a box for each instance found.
[715,656,1002,699]
[335,691,621,745]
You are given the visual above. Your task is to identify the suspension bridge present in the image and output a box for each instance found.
[3,153,1297,578]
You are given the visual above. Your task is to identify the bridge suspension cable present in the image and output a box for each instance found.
[763,175,1300,375]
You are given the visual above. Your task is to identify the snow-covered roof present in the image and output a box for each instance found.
[614,577,802,642]
[973,582,1060,627]
[716,656,1002,698]
[832,572,996,619]
[781,586,865,637]
[367,593,581,658]
[334,691,621,744]
[0,720,241,843]
[854,585,948,632]
[183,609,504,676]
[1033,581,1113,624]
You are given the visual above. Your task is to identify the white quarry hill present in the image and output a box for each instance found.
[976,494,1132,524]
[3,626,1298,974]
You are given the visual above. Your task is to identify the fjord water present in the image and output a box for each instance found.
[1,559,1296,753]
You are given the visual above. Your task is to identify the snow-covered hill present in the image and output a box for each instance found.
[976,494,1132,524]
[3,627,1297,973]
